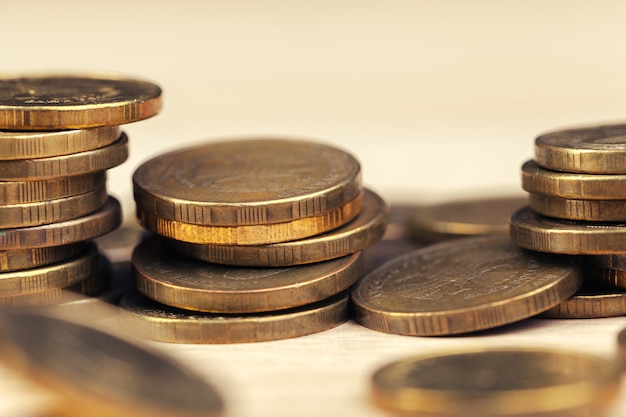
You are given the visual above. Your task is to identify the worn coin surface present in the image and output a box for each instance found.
[133,237,361,313]
[133,138,362,226]
[0,242,88,273]
[168,188,387,266]
[535,123,626,174]
[371,347,620,416]
[118,289,350,344]
[408,195,527,242]
[528,193,626,221]
[0,73,162,130]
[510,206,626,254]
[352,235,581,336]
[0,171,106,204]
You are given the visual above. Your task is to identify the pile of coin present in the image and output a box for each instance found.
[0,73,161,306]
[122,138,388,343]
[510,123,626,319]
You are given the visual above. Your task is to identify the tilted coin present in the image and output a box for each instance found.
[133,138,361,226]
[0,126,121,160]
[0,310,224,417]
[351,235,581,336]
[521,159,626,200]
[137,191,363,245]
[528,193,626,221]
[0,242,87,273]
[510,206,626,254]
[408,195,527,242]
[0,171,106,204]
[540,289,626,319]
[167,188,387,266]
[0,73,162,130]
[371,348,620,416]
[0,196,121,250]
[0,185,108,228]
[0,133,128,180]
[535,123,626,174]
[133,237,361,313]
[118,289,350,344]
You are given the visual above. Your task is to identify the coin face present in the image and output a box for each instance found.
[351,235,581,336]
[0,74,162,130]
[371,348,620,416]
[133,138,362,226]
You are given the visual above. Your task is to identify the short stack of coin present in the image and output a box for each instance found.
[0,73,162,306]
[123,137,388,343]
[511,123,626,319]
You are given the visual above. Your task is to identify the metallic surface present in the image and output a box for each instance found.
[528,193,626,221]
[589,253,626,271]
[0,171,106,204]
[0,242,87,272]
[352,235,581,336]
[541,289,626,319]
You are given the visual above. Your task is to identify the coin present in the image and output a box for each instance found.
[167,188,387,266]
[0,242,88,272]
[0,196,121,250]
[118,289,349,344]
[0,73,162,130]
[351,235,581,336]
[0,185,107,228]
[371,347,620,416]
[0,126,121,160]
[133,237,361,313]
[528,193,626,221]
[540,288,626,319]
[0,171,106,204]
[535,123,626,174]
[0,132,128,180]
[585,264,626,289]
[510,206,626,254]
[133,138,361,226]
[137,191,363,245]
[0,310,224,417]
[588,253,626,271]
[521,159,626,200]
[408,195,527,242]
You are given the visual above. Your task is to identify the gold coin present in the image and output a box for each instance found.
[0,171,106,204]
[522,159,626,200]
[535,123,626,174]
[0,73,162,130]
[0,243,99,297]
[510,206,626,254]
[0,242,87,272]
[0,196,121,250]
[351,235,581,336]
[118,289,349,344]
[540,288,626,319]
[133,138,361,226]
[0,185,107,228]
[0,310,224,417]
[585,264,626,289]
[528,193,626,221]
[0,132,128,180]
[0,126,121,160]
[167,188,387,266]
[371,347,620,417]
[588,253,626,271]
[133,237,361,313]
[408,195,527,242]
[137,191,363,245]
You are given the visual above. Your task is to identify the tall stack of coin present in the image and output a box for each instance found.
[510,123,626,319]
[0,73,162,306]
[124,138,388,343]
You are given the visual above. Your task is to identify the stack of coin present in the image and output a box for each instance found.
[123,137,388,343]
[511,123,626,319]
[0,73,162,306]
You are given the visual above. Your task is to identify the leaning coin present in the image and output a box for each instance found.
[0,242,87,272]
[408,195,527,242]
[371,347,620,417]
[510,206,626,254]
[0,133,128,180]
[118,289,349,344]
[0,126,121,160]
[167,188,387,266]
[0,171,106,205]
[528,193,626,221]
[133,138,361,226]
[0,196,121,250]
[535,123,626,174]
[0,73,162,130]
[133,237,361,313]
[351,235,581,336]
[0,310,224,417]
